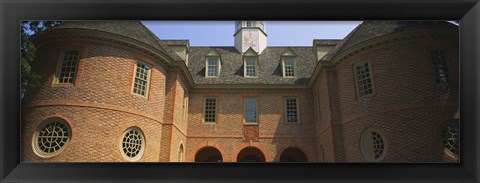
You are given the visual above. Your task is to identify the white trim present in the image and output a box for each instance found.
[282,56,296,78]
[203,97,217,123]
[243,97,258,124]
[244,56,258,78]
[205,57,221,78]
[284,97,300,123]
[353,61,375,99]
[130,61,152,99]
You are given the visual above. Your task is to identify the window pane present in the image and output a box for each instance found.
[244,98,257,123]
[284,58,295,77]
[57,50,79,84]
[204,98,217,122]
[245,58,256,77]
[285,98,298,123]
[354,62,373,97]
[132,62,151,96]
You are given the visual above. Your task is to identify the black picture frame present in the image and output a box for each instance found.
[1,0,479,182]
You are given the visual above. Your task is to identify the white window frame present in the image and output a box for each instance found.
[54,49,81,85]
[205,57,221,78]
[244,56,258,78]
[203,97,217,123]
[284,97,300,123]
[282,57,296,77]
[353,61,375,98]
[246,21,253,27]
[131,61,152,98]
[243,97,258,124]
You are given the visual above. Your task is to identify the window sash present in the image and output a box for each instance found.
[245,57,257,77]
[57,50,80,84]
[203,97,217,123]
[354,62,374,97]
[283,58,295,77]
[206,58,219,77]
[132,61,151,97]
[285,97,299,123]
[244,97,257,123]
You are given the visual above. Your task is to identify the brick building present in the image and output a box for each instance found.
[21,21,459,162]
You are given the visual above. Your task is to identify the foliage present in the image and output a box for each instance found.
[21,21,61,99]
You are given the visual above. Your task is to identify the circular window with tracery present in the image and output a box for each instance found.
[119,127,145,161]
[441,121,459,159]
[33,117,72,158]
[360,128,387,162]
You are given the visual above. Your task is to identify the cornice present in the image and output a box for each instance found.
[34,29,196,89]
[330,28,458,67]
[193,84,310,92]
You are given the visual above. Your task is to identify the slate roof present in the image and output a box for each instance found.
[52,20,457,85]
[321,21,458,61]
[188,47,317,85]
[57,21,184,62]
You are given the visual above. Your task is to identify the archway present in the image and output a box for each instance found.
[195,147,223,162]
[236,147,266,162]
[279,147,307,162]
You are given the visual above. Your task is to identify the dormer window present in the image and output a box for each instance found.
[205,49,222,78]
[281,48,297,78]
[244,57,257,77]
[282,57,296,77]
[206,57,220,77]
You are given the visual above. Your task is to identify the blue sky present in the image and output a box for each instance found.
[142,21,362,46]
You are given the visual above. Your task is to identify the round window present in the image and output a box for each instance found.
[360,128,387,162]
[440,121,459,159]
[119,127,145,161]
[33,117,72,158]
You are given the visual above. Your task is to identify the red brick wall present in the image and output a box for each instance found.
[22,40,168,162]
[332,36,459,162]
[186,91,317,162]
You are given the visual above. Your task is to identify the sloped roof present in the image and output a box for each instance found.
[57,21,184,62]
[321,21,458,61]
[188,47,317,85]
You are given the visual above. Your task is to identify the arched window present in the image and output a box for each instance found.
[178,144,184,162]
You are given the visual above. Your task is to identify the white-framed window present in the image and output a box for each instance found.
[131,61,152,97]
[244,97,258,124]
[353,61,374,98]
[360,128,387,162]
[284,97,299,123]
[203,97,217,123]
[282,57,296,77]
[33,117,72,158]
[119,127,145,162]
[244,57,257,77]
[56,50,80,84]
[246,21,253,27]
[206,57,220,77]
[430,49,450,85]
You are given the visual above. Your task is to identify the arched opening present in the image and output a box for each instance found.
[279,147,307,162]
[236,147,266,162]
[178,144,184,162]
[195,147,223,162]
